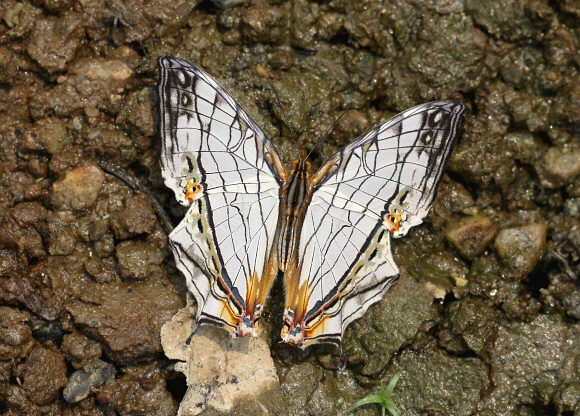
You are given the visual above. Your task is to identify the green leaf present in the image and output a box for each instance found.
[351,373,401,416]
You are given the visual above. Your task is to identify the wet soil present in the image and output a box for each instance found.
[1,0,579,414]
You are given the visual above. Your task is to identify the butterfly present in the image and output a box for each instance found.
[157,56,466,350]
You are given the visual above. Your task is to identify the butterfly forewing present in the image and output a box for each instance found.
[282,101,466,348]
[157,56,286,337]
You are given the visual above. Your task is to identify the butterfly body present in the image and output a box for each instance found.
[157,56,466,349]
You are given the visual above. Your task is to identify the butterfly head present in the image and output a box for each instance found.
[292,148,312,172]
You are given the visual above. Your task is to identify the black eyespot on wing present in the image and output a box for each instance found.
[180,91,192,108]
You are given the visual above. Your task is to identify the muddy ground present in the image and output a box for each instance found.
[0,0,579,415]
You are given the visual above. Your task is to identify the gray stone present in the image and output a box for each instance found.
[445,213,498,260]
[63,359,116,403]
[495,223,548,280]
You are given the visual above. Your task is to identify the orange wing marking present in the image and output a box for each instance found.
[185,178,203,203]
[385,186,412,234]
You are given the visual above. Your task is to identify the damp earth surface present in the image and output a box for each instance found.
[1,0,580,414]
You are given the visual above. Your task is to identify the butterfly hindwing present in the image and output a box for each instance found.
[157,56,286,337]
[282,101,466,348]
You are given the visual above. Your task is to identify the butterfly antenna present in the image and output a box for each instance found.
[273,88,301,159]
[306,103,352,160]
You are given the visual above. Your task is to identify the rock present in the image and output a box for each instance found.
[47,211,77,256]
[0,46,18,83]
[446,297,500,355]
[0,218,46,259]
[95,362,177,415]
[0,385,40,415]
[465,0,553,42]
[84,256,119,283]
[445,213,498,260]
[115,240,164,280]
[563,290,580,319]
[342,275,437,376]
[51,164,105,211]
[26,12,85,73]
[268,52,294,70]
[536,147,580,188]
[29,58,134,119]
[28,316,63,343]
[109,193,157,239]
[0,249,17,276]
[275,360,361,414]
[210,0,243,8]
[19,117,71,154]
[63,359,116,403]
[481,315,568,415]
[48,149,83,178]
[67,279,182,365]
[61,331,103,369]
[161,306,280,415]
[0,307,32,361]
[5,171,43,203]
[331,109,370,144]
[116,88,156,139]
[42,0,74,14]
[553,382,580,414]
[0,268,59,319]
[85,128,139,167]
[289,0,319,50]
[17,344,68,405]
[495,223,548,279]
[10,202,48,227]
[505,90,550,132]
[389,347,489,415]
[240,6,286,44]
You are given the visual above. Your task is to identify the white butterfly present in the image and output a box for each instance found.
[157,56,466,350]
